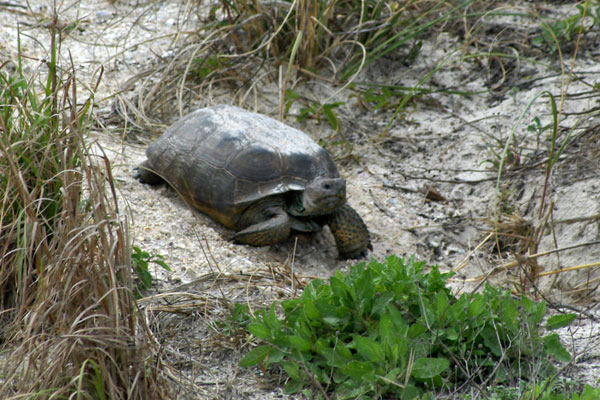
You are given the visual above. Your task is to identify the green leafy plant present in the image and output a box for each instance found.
[468,380,600,400]
[131,246,171,296]
[240,256,573,399]
[580,2,600,30]
[525,381,600,400]
[284,90,342,126]
[218,303,254,339]
[192,55,231,80]
[301,102,344,132]
[533,16,581,53]
[532,2,594,53]
[357,86,399,111]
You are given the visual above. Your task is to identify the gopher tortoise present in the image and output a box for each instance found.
[136,104,371,259]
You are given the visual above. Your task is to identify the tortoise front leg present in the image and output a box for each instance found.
[233,203,291,246]
[328,203,372,259]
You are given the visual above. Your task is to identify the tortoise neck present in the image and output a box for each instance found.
[287,191,305,215]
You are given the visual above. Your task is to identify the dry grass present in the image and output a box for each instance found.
[137,262,313,399]
[111,0,476,136]
[0,17,168,399]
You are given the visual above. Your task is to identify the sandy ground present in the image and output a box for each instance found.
[2,0,600,398]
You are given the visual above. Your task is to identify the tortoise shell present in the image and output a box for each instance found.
[142,105,341,229]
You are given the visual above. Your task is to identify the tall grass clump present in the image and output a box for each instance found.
[121,0,477,133]
[0,19,167,399]
[212,0,469,80]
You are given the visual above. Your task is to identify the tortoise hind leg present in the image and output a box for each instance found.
[233,203,291,246]
[328,203,372,259]
[135,160,165,185]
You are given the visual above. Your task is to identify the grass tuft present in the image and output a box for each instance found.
[0,16,167,399]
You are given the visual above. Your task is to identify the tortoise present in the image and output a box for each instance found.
[135,104,371,259]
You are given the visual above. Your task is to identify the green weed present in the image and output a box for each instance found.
[131,246,171,297]
[480,380,600,400]
[466,380,599,400]
[285,90,344,131]
[191,55,231,80]
[240,256,573,399]
[218,303,254,339]
[533,2,596,53]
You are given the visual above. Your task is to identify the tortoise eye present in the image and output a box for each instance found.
[323,183,331,190]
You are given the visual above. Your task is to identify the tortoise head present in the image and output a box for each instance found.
[297,177,346,216]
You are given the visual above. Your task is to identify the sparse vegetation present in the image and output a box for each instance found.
[532,2,597,53]
[211,0,456,77]
[2,0,600,398]
[284,90,344,132]
[469,380,600,400]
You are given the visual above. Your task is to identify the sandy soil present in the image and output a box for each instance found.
[2,0,599,398]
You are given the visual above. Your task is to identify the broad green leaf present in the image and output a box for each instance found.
[153,259,171,270]
[302,280,320,301]
[330,275,350,300]
[545,313,576,330]
[353,335,385,363]
[356,269,375,315]
[266,347,285,364]
[387,304,409,331]
[344,360,375,381]
[468,295,486,318]
[335,341,353,361]
[379,313,394,344]
[314,298,341,321]
[240,345,276,367]
[401,384,423,399]
[500,295,519,334]
[372,291,395,316]
[336,380,374,400]
[411,357,449,379]
[580,384,600,400]
[521,296,546,325]
[319,347,339,368]
[444,327,458,342]
[408,322,427,339]
[266,303,282,331]
[322,315,345,327]
[433,291,450,322]
[283,379,303,394]
[318,341,352,368]
[281,298,302,315]
[307,362,329,383]
[303,298,321,322]
[418,297,436,326]
[289,335,313,352]
[383,367,403,384]
[480,325,502,357]
[543,333,571,362]
[294,319,313,342]
[282,360,300,381]
[450,295,469,322]
[247,322,270,340]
